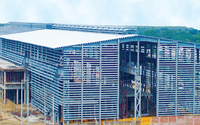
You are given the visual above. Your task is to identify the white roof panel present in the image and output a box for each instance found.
[0,29,135,48]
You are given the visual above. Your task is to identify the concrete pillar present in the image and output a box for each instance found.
[17,89,19,104]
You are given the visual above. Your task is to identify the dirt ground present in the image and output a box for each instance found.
[0,99,45,125]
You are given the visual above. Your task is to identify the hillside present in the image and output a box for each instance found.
[136,26,200,43]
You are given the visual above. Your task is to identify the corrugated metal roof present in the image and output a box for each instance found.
[0,29,135,48]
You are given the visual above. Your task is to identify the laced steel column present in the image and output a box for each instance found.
[134,41,141,122]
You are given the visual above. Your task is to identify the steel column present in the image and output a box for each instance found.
[175,42,178,116]
[156,39,160,117]
[193,45,196,114]
[21,80,23,125]
[99,42,102,125]
[117,39,120,122]
[134,41,141,122]
[81,44,83,125]
[27,80,29,125]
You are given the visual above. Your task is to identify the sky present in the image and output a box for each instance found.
[0,0,200,30]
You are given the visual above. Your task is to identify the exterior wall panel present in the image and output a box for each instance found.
[158,42,198,116]
[62,41,119,121]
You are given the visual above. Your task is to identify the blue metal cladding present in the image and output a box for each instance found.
[195,48,200,114]
[61,41,119,121]
[157,41,199,116]
[0,38,63,115]
[0,37,119,122]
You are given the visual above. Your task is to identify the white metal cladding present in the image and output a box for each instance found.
[0,29,133,48]
[157,42,198,116]
[61,41,119,122]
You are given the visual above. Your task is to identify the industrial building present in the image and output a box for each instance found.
[0,22,200,124]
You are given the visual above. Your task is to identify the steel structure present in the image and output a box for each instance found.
[118,37,200,117]
[0,25,124,124]
[0,37,120,124]
[1,22,200,124]
[8,22,137,35]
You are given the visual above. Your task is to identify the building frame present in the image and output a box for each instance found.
[1,23,200,124]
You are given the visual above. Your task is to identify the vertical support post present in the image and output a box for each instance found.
[138,41,141,121]
[150,43,153,94]
[124,43,127,65]
[1,89,2,101]
[175,42,178,116]
[193,45,196,114]
[52,94,54,125]
[58,113,61,125]
[44,97,46,125]
[4,71,6,104]
[4,88,6,104]
[27,81,29,125]
[117,39,120,122]
[156,39,160,117]
[135,41,141,123]
[81,44,83,125]
[0,39,2,56]
[99,41,102,125]
[137,41,140,74]
[197,49,199,63]
[44,84,46,125]
[24,71,27,104]
[21,80,23,125]
[129,42,131,63]
[17,89,19,104]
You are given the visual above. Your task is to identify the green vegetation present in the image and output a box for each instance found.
[0,23,7,27]
[136,26,200,43]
